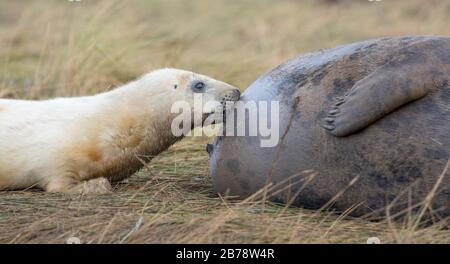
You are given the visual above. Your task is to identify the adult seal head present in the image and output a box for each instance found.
[208,36,450,218]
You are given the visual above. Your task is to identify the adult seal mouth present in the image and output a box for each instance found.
[208,36,450,219]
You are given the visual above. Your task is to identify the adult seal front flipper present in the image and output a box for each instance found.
[324,51,448,137]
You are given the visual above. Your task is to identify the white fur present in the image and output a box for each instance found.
[0,68,239,193]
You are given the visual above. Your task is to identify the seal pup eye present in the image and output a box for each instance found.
[174,84,178,90]
[191,81,205,93]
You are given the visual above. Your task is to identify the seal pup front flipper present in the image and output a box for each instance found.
[323,57,446,137]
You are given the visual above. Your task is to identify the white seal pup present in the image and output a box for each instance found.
[0,68,240,194]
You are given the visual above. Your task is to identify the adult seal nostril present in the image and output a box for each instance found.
[206,144,214,156]
[209,36,450,219]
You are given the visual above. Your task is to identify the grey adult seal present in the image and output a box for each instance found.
[208,36,450,218]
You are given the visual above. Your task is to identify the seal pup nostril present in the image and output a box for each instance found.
[233,89,241,100]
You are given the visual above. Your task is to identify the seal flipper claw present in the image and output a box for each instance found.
[325,117,335,123]
[322,124,335,131]
[324,59,444,137]
[328,109,340,115]
[334,100,345,106]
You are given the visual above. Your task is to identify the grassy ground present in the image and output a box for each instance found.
[0,0,449,243]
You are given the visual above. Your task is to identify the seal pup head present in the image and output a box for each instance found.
[139,68,240,126]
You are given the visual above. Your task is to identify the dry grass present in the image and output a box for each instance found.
[0,0,449,243]
[1,140,448,244]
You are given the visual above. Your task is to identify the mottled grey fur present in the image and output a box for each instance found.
[208,36,450,218]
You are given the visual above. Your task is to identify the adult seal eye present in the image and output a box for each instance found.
[192,81,205,93]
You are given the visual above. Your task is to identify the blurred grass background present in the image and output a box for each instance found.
[0,0,449,243]
[2,0,450,98]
